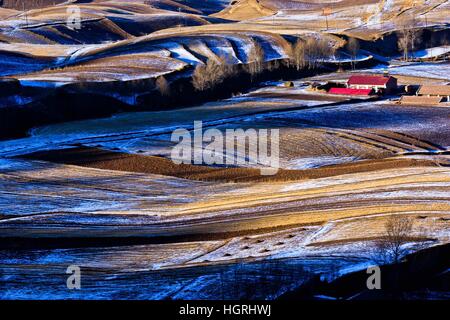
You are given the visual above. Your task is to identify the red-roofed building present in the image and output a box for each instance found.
[328,88,373,96]
[347,75,397,94]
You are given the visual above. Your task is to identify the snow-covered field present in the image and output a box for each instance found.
[1,155,449,299]
[1,0,450,300]
[413,46,450,59]
[1,75,450,299]
[386,62,450,81]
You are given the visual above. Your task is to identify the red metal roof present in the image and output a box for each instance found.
[348,75,392,86]
[328,88,373,96]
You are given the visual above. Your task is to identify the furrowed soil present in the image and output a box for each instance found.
[20,146,441,182]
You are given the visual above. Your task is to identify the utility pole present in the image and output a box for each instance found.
[23,1,28,27]
[424,13,433,59]
[322,7,332,32]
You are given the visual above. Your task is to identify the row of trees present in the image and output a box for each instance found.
[397,19,424,61]
[160,25,445,95]
[190,38,338,92]
[185,23,441,94]
[192,55,238,91]
[290,38,337,70]
[395,16,449,61]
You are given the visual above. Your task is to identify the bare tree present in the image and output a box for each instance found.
[155,76,170,96]
[311,38,335,68]
[192,55,235,91]
[283,42,295,68]
[287,37,336,70]
[292,39,307,70]
[192,63,208,91]
[317,38,336,65]
[443,37,450,61]
[374,215,414,264]
[397,18,411,61]
[346,37,360,70]
[410,28,423,59]
[216,54,237,78]
[397,33,409,61]
[245,40,265,79]
[266,59,280,72]
[396,16,423,61]
[441,34,449,47]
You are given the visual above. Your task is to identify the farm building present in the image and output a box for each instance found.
[347,75,398,94]
[416,85,450,102]
[328,88,373,96]
[399,95,443,106]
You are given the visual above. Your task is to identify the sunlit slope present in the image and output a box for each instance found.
[0,1,292,82]
[215,0,449,40]
[2,0,447,83]
[213,0,277,20]
[0,158,448,252]
[6,30,290,82]
[0,1,210,45]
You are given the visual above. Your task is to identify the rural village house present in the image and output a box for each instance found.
[346,75,398,94]
[328,74,398,96]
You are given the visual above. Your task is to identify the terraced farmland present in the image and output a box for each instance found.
[0,0,449,301]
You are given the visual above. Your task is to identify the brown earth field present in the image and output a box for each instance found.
[20,146,446,183]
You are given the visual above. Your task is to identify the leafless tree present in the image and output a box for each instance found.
[291,38,334,69]
[442,34,449,47]
[245,40,265,79]
[292,39,307,70]
[192,63,209,91]
[155,76,170,96]
[410,28,423,59]
[397,33,409,61]
[397,18,412,61]
[318,38,336,64]
[346,37,360,70]
[267,59,280,72]
[443,37,450,61]
[216,54,237,78]
[192,55,235,91]
[374,215,414,264]
[397,17,423,61]
[288,37,336,70]
[308,38,335,68]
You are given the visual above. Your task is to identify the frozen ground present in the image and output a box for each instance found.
[382,62,450,81]
[0,156,448,299]
[0,76,449,299]
[2,65,450,168]
[1,2,450,298]
[412,46,450,59]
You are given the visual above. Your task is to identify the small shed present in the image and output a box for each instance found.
[399,95,443,106]
[417,85,450,102]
